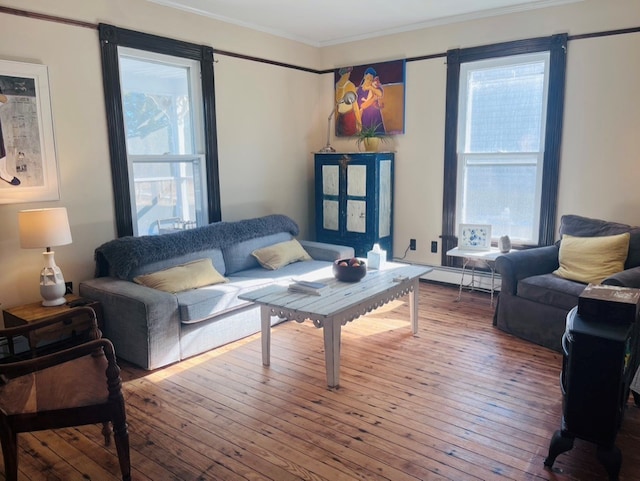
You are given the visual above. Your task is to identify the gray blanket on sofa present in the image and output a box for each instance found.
[95,214,300,279]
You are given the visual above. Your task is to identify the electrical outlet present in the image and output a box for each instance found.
[65,281,73,295]
[431,241,438,253]
[409,239,416,251]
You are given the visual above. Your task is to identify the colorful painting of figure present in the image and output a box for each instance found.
[334,59,406,137]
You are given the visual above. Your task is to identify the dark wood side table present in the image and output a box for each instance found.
[2,295,103,356]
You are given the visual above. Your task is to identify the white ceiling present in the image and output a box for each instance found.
[148,0,581,47]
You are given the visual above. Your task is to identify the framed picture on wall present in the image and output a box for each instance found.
[0,59,59,204]
[459,224,492,250]
[333,59,406,137]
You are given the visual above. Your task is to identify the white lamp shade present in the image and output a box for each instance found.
[18,207,72,249]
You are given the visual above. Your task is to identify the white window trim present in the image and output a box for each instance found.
[117,47,208,236]
[127,153,207,235]
[118,46,205,155]
[455,52,551,245]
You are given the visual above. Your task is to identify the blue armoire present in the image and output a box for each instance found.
[314,152,394,258]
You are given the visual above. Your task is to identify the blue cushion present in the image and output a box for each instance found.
[517,273,586,311]
[176,277,273,322]
[176,260,334,323]
[128,248,226,279]
[559,215,640,269]
[222,233,292,274]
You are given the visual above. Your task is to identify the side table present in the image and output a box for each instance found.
[446,247,508,306]
[2,295,102,356]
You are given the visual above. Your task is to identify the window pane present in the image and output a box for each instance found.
[460,160,538,242]
[464,59,546,153]
[132,159,203,236]
[119,56,194,155]
[457,52,549,245]
[117,47,207,236]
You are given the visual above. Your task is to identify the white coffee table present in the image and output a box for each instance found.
[239,262,431,388]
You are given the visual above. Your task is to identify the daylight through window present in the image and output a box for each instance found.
[457,52,549,244]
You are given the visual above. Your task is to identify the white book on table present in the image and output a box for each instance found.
[288,280,329,296]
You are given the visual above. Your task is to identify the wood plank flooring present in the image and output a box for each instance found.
[4,282,640,480]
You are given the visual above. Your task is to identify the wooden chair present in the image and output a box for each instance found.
[0,306,131,481]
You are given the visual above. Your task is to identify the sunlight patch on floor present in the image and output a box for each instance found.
[143,332,262,382]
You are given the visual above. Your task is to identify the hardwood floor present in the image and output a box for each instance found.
[4,282,640,480]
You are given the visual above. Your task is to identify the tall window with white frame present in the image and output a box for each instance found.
[457,52,549,244]
[118,48,207,236]
[441,35,567,265]
[99,24,221,238]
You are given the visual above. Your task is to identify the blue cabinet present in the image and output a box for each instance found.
[314,152,394,258]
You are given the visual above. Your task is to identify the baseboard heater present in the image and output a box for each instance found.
[392,261,502,292]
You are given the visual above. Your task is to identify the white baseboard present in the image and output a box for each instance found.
[393,260,501,291]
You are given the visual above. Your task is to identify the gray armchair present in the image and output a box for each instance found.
[494,215,640,352]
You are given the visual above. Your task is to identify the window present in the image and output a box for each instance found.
[442,35,567,263]
[99,24,221,237]
[119,49,206,235]
[457,52,549,243]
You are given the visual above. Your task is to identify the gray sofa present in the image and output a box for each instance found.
[494,215,640,352]
[79,215,353,370]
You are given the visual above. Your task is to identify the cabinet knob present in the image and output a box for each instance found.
[339,155,351,168]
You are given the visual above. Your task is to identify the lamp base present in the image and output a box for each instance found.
[40,273,66,306]
[318,146,336,153]
[41,294,66,307]
[40,253,67,307]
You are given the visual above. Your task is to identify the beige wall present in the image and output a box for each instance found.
[1,0,639,309]
[324,0,640,268]
[0,0,323,307]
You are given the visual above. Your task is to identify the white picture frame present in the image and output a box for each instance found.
[459,224,492,250]
[0,59,59,204]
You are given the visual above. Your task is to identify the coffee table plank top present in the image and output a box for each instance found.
[240,262,431,388]
[240,263,431,320]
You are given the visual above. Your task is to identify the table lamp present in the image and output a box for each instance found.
[18,207,72,306]
[319,91,357,153]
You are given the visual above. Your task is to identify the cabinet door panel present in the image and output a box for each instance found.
[379,159,392,237]
[322,165,339,195]
[347,165,367,196]
[323,200,339,231]
[346,200,366,233]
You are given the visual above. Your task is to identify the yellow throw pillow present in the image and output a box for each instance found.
[553,233,630,284]
[252,239,312,270]
[133,258,227,293]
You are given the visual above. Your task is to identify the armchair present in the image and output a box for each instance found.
[0,306,130,481]
[494,215,640,352]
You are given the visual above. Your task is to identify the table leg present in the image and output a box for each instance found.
[323,318,341,388]
[260,305,271,366]
[410,278,419,335]
[456,258,469,302]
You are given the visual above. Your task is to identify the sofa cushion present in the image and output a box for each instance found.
[176,277,274,323]
[133,258,227,293]
[626,228,640,269]
[94,214,300,279]
[553,233,629,284]
[176,260,334,323]
[517,274,587,311]
[239,260,333,282]
[223,232,292,275]
[559,214,640,269]
[128,248,226,279]
[251,239,312,270]
[559,215,631,238]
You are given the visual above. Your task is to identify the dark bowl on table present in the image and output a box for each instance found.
[333,258,367,282]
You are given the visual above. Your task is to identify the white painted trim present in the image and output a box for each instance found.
[147,0,583,47]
